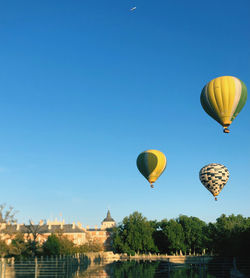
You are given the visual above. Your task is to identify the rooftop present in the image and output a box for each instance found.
[102,210,115,223]
[2,223,85,234]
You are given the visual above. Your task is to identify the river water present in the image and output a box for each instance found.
[73,258,250,278]
[2,257,250,277]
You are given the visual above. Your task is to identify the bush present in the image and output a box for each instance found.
[77,241,103,253]
[42,234,76,256]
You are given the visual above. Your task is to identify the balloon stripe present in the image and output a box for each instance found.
[232,80,248,121]
[149,154,166,183]
[146,151,154,177]
[146,151,155,176]
[207,79,223,123]
[221,77,230,116]
[148,150,166,184]
[214,77,225,116]
[229,77,242,120]
[204,84,220,121]
[137,153,149,179]
[201,85,221,124]
[142,152,148,178]
[212,77,235,125]
[223,76,235,124]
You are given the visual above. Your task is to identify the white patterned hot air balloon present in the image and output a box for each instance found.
[199,163,229,201]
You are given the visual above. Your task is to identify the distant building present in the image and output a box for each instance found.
[0,210,116,250]
[101,210,116,230]
[87,210,116,249]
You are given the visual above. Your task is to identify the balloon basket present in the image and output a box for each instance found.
[223,126,230,133]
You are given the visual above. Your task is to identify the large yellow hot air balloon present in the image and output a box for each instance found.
[136,150,167,188]
[200,76,247,133]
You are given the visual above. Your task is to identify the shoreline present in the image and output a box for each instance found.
[85,252,214,264]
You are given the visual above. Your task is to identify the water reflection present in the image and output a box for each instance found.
[106,261,160,278]
[76,260,217,278]
[4,257,250,277]
[75,258,250,278]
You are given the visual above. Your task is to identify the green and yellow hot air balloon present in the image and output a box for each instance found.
[200,76,247,133]
[136,150,167,188]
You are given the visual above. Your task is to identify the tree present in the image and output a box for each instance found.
[8,233,31,258]
[161,219,185,254]
[0,204,17,224]
[150,220,167,253]
[57,236,76,255]
[77,234,103,253]
[43,234,61,255]
[208,214,250,256]
[202,222,216,254]
[0,239,8,257]
[177,215,207,254]
[24,220,46,257]
[112,212,157,255]
[42,234,76,256]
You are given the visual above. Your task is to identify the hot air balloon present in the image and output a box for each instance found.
[199,163,229,201]
[136,149,166,188]
[200,76,247,133]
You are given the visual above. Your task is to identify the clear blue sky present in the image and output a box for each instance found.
[0,0,249,227]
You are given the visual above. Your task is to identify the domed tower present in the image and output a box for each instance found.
[101,210,115,230]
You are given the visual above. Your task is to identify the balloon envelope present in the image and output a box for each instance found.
[200,76,247,132]
[136,150,167,187]
[199,163,229,199]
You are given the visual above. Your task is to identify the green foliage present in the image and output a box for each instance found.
[57,236,76,255]
[1,212,249,259]
[153,216,207,255]
[112,212,157,255]
[112,212,250,256]
[177,215,207,254]
[150,220,168,254]
[42,234,60,255]
[0,239,8,257]
[27,239,43,257]
[42,234,76,256]
[77,241,103,253]
[112,212,250,257]
[161,219,185,254]
[8,233,31,258]
[206,214,250,256]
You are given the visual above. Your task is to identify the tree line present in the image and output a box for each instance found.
[0,204,103,259]
[0,232,103,259]
[1,204,250,258]
[112,211,250,256]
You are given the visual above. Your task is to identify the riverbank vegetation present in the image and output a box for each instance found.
[1,208,250,259]
[0,233,103,259]
[112,212,250,257]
